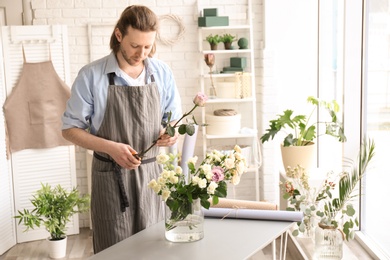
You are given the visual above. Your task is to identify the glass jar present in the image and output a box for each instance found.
[164,198,204,242]
[314,223,344,259]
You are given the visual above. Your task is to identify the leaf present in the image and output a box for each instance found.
[166,125,176,137]
[186,124,195,136]
[178,124,187,135]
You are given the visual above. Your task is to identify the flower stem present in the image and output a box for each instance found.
[209,67,217,95]
[136,105,198,159]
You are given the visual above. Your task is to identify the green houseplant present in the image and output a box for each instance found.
[260,96,347,147]
[260,96,347,172]
[15,183,90,258]
[205,34,221,50]
[220,33,237,49]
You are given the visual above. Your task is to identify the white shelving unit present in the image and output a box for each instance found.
[197,0,260,200]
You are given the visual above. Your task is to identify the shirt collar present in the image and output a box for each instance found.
[104,52,156,83]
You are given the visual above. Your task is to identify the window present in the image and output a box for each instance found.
[360,0,390,257]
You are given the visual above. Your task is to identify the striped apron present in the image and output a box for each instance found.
[91,72,163,253]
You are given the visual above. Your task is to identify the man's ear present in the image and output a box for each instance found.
[115,28,122,43]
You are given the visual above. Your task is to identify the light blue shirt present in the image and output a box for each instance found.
[62,52,182,135]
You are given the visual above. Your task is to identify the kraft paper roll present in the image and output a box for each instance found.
[210,198,278,211]
[203,207,304,222]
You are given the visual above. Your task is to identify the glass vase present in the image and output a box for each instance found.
[314,223,343,259]
[164,198,204,242]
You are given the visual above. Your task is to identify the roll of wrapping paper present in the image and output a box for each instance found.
[210,198,278,211]
[203,207,304,222]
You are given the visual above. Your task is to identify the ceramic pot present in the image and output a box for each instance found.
[47,236,67,259]
[280,142,316,173]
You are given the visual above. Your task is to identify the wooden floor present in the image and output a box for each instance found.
[0,228,296,260]
[0,228,94,260]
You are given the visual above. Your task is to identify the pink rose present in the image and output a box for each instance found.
[204,54,215,67]
[193,92,208,107]
[211,166,225,182]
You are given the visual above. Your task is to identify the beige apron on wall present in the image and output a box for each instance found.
[91,72,164,253]
[3,47,72,153]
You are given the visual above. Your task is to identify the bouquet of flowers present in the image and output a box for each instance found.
[148,145,248,230]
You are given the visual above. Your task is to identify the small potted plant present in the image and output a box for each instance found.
[220,33,237,50]
[205,34,221,50]
[15,183,90,259]
[260,96,347,172]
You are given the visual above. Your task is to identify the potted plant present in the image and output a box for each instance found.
[260,96,347,172]
[15,183,90,259]
[220,33,237,50]
[205,34,221,50]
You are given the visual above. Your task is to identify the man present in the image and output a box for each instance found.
[62,5,182,253]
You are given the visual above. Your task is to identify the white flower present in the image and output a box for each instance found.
[157,176,166,185]
[169,175,179,184]
[231,173,241,185]
[198,178,207,188]
[187,156,198,165]
[234,145,242,153]
[161,189,171,201]
[156,153,170,164]
[236,161,246,175]
[224,158,235,169]
[175,166,183,175]
[147,179,161,193]
[201,164,212,180]
[192,176,200,185]
[207,181,218,194]
[161,170,170,180]
[235,152,244,160]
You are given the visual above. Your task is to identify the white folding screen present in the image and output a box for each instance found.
[0,25,78,244]
[0,27,16,255]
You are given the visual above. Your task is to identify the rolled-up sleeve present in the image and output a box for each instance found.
[62,69,94,131]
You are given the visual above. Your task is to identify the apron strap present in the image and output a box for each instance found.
[108,72,115,85]
[93,152,129,212]
[93,151,156,212]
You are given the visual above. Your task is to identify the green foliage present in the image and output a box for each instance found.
[316,138,375,241]
[205,34,221,45]
[260,96,347,146]
[14,183,90,240]
[220,33,237,43]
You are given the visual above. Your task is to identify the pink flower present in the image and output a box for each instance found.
[204,54,215,67]
[211,166,225,182]
[193,92,208,107]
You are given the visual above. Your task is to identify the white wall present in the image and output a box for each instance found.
[30,0,267,227]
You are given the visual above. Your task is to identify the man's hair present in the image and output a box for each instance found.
[110,5,158,56]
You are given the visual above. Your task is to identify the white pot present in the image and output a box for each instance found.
[206,114,241,135]
[280,142,316,173]
[47,236,67,259]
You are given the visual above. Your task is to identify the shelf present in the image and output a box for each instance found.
[199,25,251,31]
[205,133,257,139]
[202,49,252,54]
[198,0,259,201]
[206,97,254,104]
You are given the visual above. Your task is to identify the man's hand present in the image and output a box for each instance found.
[108,143,141,169]
[156,128,179,147]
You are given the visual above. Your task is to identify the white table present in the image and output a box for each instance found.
[89,217,295,260]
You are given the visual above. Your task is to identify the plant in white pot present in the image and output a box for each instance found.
[15,183,90,259]
[260,96,347,172]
